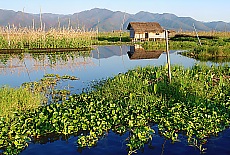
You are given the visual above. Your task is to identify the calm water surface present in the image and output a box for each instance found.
[0,45,229,155]
[0,45,200,89]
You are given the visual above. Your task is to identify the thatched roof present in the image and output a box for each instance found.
[127,22,164,33]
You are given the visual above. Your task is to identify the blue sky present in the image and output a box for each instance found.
[0,0,229,22]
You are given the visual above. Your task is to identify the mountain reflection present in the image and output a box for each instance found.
[91,46,127,59]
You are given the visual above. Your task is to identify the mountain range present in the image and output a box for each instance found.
[0,8,230,32]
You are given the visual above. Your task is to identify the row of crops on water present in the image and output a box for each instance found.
[0,64,229,154]
[0,26,95,50]
[0,26,130,51]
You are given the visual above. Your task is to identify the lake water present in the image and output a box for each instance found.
[0,45,202,89]
[0,45,230,155]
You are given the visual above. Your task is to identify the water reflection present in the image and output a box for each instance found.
[0,51,92,75]
[0,46,229,155]
[0,45,214,88]
[91,46,126,59]
[127,44,163,60]
[1,45,229,89]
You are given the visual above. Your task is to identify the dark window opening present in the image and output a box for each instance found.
[145,33,149,38]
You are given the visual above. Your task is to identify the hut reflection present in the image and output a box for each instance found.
[127,44,163,60]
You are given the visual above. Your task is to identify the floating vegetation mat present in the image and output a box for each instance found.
[0,64,229,154]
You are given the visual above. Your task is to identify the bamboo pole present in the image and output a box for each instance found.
[32,19,35,30]
[40,7,43,31]
[165,29,171,83]
[68,18,71,30]
[58,16,61,30]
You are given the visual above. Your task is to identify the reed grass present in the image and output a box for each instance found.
[0,25,130,51]
[0,26,97,50]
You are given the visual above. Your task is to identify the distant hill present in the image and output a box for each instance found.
[0,8,230,32]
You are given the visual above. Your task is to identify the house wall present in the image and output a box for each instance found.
[132,32,165,41]
[134,33,145,39]
[129,29,135,38]
[134,32,165,39]
[149,32,165,39]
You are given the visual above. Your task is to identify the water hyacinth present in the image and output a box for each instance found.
[0,64,229,154]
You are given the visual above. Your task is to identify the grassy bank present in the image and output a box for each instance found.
[0,64,229,154]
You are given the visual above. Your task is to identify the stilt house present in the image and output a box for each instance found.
[127,22,165,42]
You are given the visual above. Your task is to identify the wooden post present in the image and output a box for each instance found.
[58,16,61,30]
[68,18,71,30]
[40,7,43,31]
[32,19,35,30]
[165,29,171,83]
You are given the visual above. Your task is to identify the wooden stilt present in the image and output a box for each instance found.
[165,30,171,83]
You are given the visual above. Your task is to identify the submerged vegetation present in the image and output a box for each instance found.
[0,64,229,154]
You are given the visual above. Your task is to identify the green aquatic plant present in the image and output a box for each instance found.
[0,86,43,117]
[142,34,230,62]
[0,64,229,154]
[172,35,230,60]
[61,75,79,80]
[22,73,79,104]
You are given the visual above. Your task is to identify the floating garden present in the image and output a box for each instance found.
[0,25,98,50]
[140,32,230,62]
[170,34,230,62]
[0,64,229,154]
[0,26,130,53]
